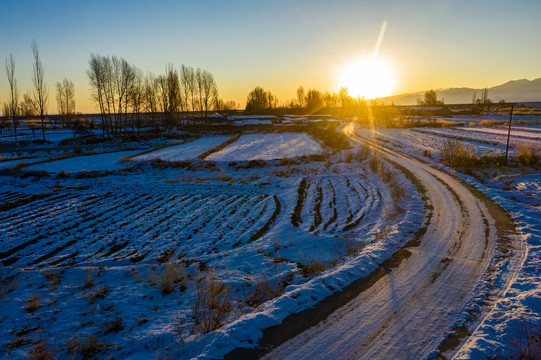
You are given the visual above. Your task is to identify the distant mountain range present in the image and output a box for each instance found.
[378,77,541,105]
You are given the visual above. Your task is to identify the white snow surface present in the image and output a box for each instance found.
[452,172,541,360]
[0,134,424,359]
[207,133,323,161]
[24,150,141,173]
[132,136,230,162]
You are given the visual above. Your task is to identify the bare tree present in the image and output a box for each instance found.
[129,68,144,135]
[200,70,218,118]
[5,54,20,144]
[20,92,37,117]
[56,78,76,128]
[143,72,159,131]
[419,89,443,106]
[481,87,492,113]
[31,40,49,141]
[88,53,108,136]
[245,87,276,112]
[306,89,323,112]
[296,86,305,108]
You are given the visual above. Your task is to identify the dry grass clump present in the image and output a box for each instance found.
[25,294,42,313]
[65,334,113,359]
[103,317,124,335]
[44,270,60,290]
[192,276,232,334]
[300,258,328,278]
[355,144,371,161]
[440,139,475,168]
[88,286,109,305]
[1,267,18,299]
[147,262,186,294]
[344,238,364,256]
[374,225,393,241]
[245,274,285,307]
[512,320,541,359]
[27,339,56,360]
[390,178,406,204]
[160,262,186,294]
[516,143,540,167]
[84,271,94,289]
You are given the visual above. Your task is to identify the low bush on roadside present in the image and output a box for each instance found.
[299,258,328,278]
[516,143,540,167]
[440,139,475,168]
[344,238,363,256]
[192,276,232,334]
[245,274,286,307]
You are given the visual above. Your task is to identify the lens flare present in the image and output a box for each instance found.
[339,58,395,99]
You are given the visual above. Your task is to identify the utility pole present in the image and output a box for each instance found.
[505,103,514,164]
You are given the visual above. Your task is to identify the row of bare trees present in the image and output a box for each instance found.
[2,41,77,143]
[245,85,375,119]
[87,54,222,138]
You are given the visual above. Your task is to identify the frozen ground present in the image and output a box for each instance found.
[0,123,538,359]
[24,150,142,173]
[207,133,323,161]
[355,124,540,359]
[0,128,422,359]
[358,123,540,159]
[132,136,231,162]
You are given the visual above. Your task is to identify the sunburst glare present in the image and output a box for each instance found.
[339,58,395,99]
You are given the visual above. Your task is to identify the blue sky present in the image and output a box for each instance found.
[1,0,540,112]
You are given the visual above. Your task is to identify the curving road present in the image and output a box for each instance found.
[263,132,522,360]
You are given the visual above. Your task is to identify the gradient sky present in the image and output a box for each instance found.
[1,0,540,113]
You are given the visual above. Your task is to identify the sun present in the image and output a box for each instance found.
[339,58,395,99]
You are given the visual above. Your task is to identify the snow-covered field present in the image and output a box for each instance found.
[0,128,423,359]
[355,124,541,359]
[132,136,231,162]
[0,122,539,359]
[207,133,324,161]
[24,150,142,173]
[0,129,78,145]
[359,124,541,159]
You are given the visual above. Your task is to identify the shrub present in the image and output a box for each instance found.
[28,339,56,360]
[516,143,540,167]
[0,267,18,299]
[390,178,406,204]
[88,286,109,305]
[245,274,285,307]
[25,294,42,313]
[511,320,541,359]
[84,271,94,289]
[192,276,232,333]
[355,145,371,161]
[344,239,363,256]
[300,258,327,278]
[103,317,124,335]
[439,139,475,168]
[368,154,380,173]
[160,262,186,295]
[44,270,60,290]
[65,334,112,358]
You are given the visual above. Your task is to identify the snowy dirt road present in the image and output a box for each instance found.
[260,133,523,359]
